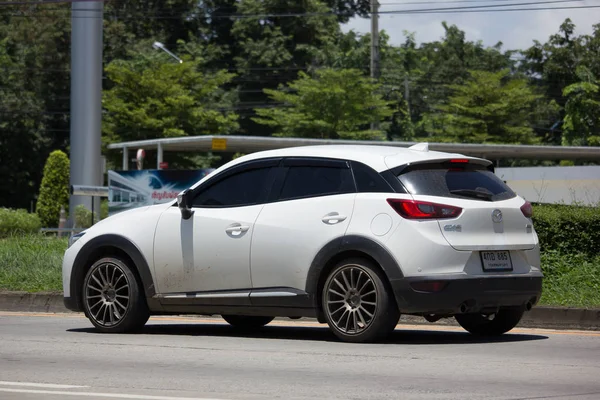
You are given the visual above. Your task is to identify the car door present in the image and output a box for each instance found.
[153,159,279,301]
[250,157,357,301]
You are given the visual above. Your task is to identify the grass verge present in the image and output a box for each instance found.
[539,251,600,308]
[0,235,599,308]
[0,235,67,292]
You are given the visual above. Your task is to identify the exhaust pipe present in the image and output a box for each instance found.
[459,299,476,313]
[525,301,533,311]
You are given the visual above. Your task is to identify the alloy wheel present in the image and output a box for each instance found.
[324,265,378,335]
[84,261,130,327]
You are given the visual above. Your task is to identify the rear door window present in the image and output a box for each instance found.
[398,164,515,202]
[279,166,354,201]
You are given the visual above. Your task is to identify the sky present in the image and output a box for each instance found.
[343,0,600,51]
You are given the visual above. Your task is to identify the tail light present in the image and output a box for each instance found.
[521,201,533,218]
[387,199,462,220]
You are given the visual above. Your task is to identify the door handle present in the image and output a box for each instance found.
[322,212,347,225]
[225,224,250,235]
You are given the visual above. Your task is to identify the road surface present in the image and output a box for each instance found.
[0,312,599,400]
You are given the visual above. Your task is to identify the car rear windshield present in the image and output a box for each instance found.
[397,164,516,202]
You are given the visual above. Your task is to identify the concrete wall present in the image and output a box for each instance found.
[496,166,600,206]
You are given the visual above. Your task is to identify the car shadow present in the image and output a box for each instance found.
[68,322,548,345]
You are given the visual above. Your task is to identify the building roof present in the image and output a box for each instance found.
[106,135,600,162]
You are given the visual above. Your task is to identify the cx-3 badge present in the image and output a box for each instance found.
[492,209,503,223]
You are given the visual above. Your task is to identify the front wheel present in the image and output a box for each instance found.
[322,258,400,343]
[82,257,149,333]
[455,308,525,336]
[222,315,274,330]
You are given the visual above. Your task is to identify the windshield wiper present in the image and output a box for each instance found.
[450,189,494,201]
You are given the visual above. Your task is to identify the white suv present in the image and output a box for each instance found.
[63,144,543,343]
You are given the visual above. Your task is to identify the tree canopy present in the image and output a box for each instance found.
[0,1,599,209]
[253,68,393,140]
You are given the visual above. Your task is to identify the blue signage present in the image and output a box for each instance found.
[108,169,214,216]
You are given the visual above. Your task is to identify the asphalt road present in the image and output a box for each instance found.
[0,312,599,400]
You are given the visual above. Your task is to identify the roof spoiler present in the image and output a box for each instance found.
[408,142,429,152]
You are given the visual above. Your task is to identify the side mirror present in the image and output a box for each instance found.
[177,189,194,220]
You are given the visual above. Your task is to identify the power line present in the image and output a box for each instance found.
[0,0,106,5]
[1,0,595,19]
[395,4,600,14]
[379,0,580,4]
[379,0,584,14]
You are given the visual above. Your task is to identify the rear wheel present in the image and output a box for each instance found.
[82,257,149,333]
[222,315,274,330]
[322,258,399,343]
[455,308,524,336]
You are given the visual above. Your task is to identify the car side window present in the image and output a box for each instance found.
[279,166,354,201]
[192,167,273,208]
[352,162,393,193]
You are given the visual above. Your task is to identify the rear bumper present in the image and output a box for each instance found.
[391,271,543,315]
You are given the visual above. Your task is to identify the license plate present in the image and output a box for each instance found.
[480,251,513,272]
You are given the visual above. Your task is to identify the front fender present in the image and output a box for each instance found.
[70,234,156,311]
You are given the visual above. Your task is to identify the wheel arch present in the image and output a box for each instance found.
[305,235,404,318]
[70,234,156,311]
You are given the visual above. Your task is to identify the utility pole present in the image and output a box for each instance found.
[370,0,380,131]
[404,76,410,116]
[370,0,380,81]
[69,0,103,227]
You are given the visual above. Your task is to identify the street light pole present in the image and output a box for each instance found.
[152,42,183,63]
[69,0,103,227]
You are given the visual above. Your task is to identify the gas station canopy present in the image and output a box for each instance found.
[107,135,600,170]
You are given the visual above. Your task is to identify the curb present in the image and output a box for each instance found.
[0,291,73,314]
[1,292,599,331]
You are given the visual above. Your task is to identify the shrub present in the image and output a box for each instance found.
[533,204,600,256]
[0,208,41,238]
[36,150,70,227]
[74,204,96,228]
[73,200,109,229]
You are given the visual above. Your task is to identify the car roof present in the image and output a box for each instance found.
[231,144,486,172]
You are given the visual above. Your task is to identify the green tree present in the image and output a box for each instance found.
[422,70,553,144]
[102,42,239,167]
[521,19,590,144]
[230,0,341,136]
[562,67,600,146]
[36,150,70,228]
[253,68,393,140]
[0,4,71,209]
[411,23,516,139]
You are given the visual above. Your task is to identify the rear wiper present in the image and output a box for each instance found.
[450,189,493,201]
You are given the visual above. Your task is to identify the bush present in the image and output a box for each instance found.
[36,150,70,227]
[73,199,109,229]
[0,208,41,238]
[533,204,600,256]
[74,204,97,228]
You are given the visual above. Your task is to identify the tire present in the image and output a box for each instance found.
[455,307,524,336]
[321,258,400,343]
[82,257,150,333]
[222,315,274,330]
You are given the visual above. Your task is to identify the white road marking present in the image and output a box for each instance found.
[0,381,88,389]
[0,388,229,400]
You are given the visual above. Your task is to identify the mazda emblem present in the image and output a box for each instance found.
[492,209,503,223]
